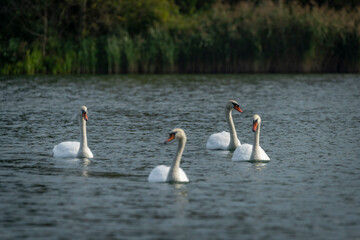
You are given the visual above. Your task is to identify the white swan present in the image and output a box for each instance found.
[206,100,243,150]
[148,128,189,183]
[232,114,270,161]
[53,106,93,158]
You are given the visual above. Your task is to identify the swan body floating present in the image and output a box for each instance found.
[206,100,243,150]
[148,128,189,183]
[232,114,270,161]
[53,106,93,158]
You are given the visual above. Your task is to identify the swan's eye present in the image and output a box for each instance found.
[165,132,176,143]
[232,103,243,113]
[232,103,239,108]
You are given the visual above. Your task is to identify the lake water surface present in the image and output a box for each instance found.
[1,74,360,239]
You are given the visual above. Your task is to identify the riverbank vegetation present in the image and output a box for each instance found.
[1,0,360,74]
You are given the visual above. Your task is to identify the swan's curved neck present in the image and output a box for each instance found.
[167,136,186,182]
[226,109,239,149]
[251,125,261,160]
[79,118,88,151]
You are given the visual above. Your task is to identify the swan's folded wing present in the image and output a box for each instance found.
[53,141,80,158]
[232,143,252,161]
[259,147,270,161]
[177,168,189,183]
[148,165,170,182]
[206,131,231,150]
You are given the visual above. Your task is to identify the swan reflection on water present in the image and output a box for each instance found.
[82,158,90,177]
[172,184,189,218]
[173,184,189,201]
[250,162,268,171]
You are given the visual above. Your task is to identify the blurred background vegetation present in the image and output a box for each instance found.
[1,0,359,74]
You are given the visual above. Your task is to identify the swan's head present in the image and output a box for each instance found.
[252,114,261,132]
[165,128,186,144]
[80,106,88,121]
[226,100,243,113]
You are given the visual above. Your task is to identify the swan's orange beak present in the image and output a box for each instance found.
[252,121,258,132]
[234,105,243,113]
[165,133,175,144]
[83,112,88,121]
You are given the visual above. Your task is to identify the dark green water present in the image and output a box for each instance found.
[1,74,359,239]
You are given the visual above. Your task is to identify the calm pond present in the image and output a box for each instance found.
[1,74,360,239]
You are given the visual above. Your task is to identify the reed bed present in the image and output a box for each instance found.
[1,1,359,74]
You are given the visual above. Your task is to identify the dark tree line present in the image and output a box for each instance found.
[1,0,359,74]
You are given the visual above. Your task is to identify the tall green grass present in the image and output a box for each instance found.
[1,1,359,74]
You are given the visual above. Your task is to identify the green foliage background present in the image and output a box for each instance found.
[1,0,359,74]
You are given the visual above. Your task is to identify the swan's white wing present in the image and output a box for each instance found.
[258,148,270,161]
[148,165,170,182]
[232,143,252,161]
[148,165,189,183]
[206,131,240,150]
[53,141,80,158]
[232,144,270,161]
[206,131,230,150]
[176,168,189,183]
